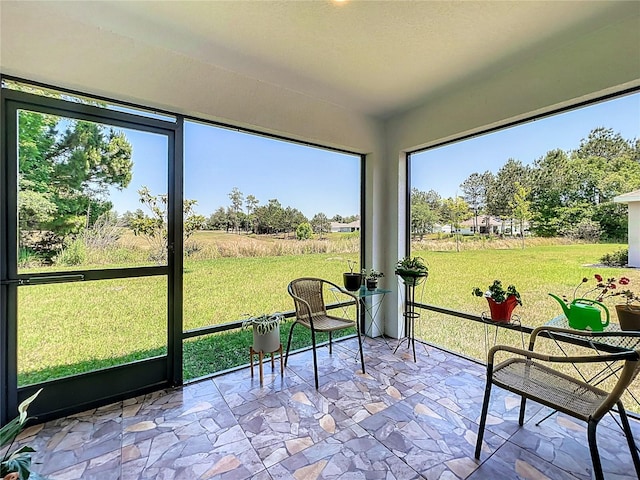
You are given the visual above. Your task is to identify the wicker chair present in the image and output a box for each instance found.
[286,278,365,389]
[475,325,640,480]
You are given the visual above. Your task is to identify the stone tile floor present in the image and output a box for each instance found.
[15,337,640,479]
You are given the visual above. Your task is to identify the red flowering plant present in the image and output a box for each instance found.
[568,274,639,305]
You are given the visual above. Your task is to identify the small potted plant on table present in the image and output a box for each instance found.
[473,280,522,323]
[362,268,384,290]
[343,260,363,292]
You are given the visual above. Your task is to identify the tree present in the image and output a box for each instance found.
[509,182,532,249]
[410,188,442,239]
[245,194,259,233]
[311,213,331,239]
[411,188,441,211]
[575,127,636,162]
[529,149,571,236]
[18,111,133,252]
[129,186,205,263]
[283,207,307,238]
[486,158,530,235]
[460,171,493,234]
[441,196,471,252]
[228,187,244,234]
[205,207,229,231]
[411,202,439,239]
[254,199,284,234]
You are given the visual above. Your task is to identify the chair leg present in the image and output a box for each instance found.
[587,419,604,480]
[311,328,319,389]
[518,397,526,426]
[284,321,296,367]
[355,323,366,375]
[475,374,493,460]
[617,401,640,478]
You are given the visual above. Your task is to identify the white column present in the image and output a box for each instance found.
[628,202,640,268]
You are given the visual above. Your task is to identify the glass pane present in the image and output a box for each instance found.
[182,121,361,330]
[18,109,168,272]
[18,276,167,386]
[409,92,640,359]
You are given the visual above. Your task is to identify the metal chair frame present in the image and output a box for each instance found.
[475,325,640,480]
[286,277,365,389]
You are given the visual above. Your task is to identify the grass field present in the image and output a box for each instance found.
[16,235,639,410]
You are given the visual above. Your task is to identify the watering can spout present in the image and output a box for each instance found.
[548,293,570,318]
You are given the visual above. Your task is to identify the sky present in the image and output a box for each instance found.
[411,92,640,198]
[109,122,360,219]
[108,92,639,219]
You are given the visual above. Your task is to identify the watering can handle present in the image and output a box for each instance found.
[574,298,610,327]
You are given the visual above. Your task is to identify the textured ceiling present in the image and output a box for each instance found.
[2,1,639,119]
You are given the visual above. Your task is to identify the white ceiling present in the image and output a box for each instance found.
[2,0,638,120]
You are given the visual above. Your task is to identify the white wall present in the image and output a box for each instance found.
[629,203,640,268]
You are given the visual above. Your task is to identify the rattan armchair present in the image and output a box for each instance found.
[286,277,365,389]
[475,325,640,480]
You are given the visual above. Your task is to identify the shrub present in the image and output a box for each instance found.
[18,248,43,268]
[53,237,86,266]
[296,222,313,240]
[600,248,628,267]
[563,219,602,242]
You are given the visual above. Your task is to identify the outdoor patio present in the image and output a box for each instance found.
[16,336,640,480]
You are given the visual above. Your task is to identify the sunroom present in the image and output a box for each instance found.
[1,1,640,479]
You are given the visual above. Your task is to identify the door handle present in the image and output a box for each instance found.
[20,274,85,285]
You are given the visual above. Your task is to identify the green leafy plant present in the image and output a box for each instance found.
[600,248,628,267]
[241,312,284,335]
[362,268,384,280]
[473,280,522,305]
[1,388,43,480]
[395,256,428,275]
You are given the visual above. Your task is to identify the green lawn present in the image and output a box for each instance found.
[17,243,637,391]
[413,243,640,359]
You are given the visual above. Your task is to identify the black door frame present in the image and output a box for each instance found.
[0,88,184,424]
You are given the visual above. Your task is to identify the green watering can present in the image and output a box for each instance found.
[549,293,610,331]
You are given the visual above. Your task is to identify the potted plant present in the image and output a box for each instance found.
[395,256,429,286]
[1,388,46,480]
[343,260,362,292]
[615,285,640,331]
[473,280,522,323]
[242,312,284,353]
[362,268,384,290]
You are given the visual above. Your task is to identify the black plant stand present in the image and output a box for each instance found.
[394,280,421,362]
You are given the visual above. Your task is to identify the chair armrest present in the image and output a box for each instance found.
[527,325,640,351]
[487,343,638,368]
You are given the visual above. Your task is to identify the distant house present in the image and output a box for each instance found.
[330,220,360,233]
[458,216,528,235]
